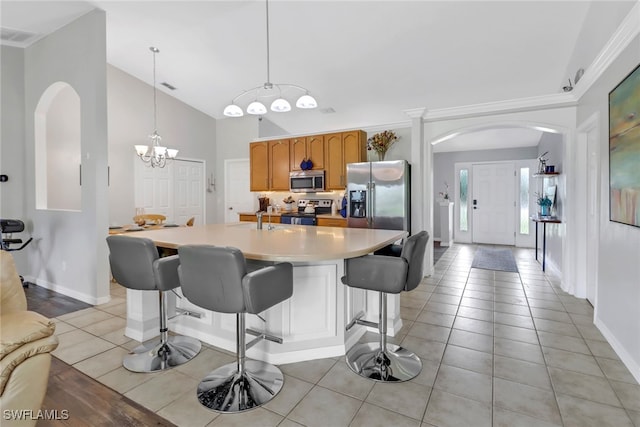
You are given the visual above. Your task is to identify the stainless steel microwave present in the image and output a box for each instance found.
[289,170,325,193]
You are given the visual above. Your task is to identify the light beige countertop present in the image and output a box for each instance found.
[129,222,405,262]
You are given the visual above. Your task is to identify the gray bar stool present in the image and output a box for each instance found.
[106,235,201,372]
[177,245,293,413]
[343,230,429,382]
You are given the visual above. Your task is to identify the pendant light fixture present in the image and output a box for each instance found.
[223,0,317,117]
[135,47,178,168]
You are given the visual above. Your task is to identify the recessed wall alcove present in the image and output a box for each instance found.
[34,81,81,211]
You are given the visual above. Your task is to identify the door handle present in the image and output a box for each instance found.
[473,199,477,209]
[228,207,233,210]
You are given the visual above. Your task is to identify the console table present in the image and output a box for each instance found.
[531,217,561,272]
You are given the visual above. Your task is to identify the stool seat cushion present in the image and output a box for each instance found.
[178,245,293,315]
[243,264,293,314]
[107,235,181,292]
[342,231,429,294]
[342,255,408,294]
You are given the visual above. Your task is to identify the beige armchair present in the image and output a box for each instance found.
[0,250,58,427]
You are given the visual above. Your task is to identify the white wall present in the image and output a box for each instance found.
[0,46,26,274]
[215,116,259,222]
[107,65,217,226]
[19,9,110,304]
[576,33,640,382]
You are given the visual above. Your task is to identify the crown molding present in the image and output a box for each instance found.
[572,0,640,100]
[420,1,639,123]
[424,93,577,122]
[403,107,427,119]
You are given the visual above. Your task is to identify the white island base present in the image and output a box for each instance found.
[126,258,402,364]
[122,223,407,364]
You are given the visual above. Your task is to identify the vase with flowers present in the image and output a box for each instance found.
[367,130,398,161]
[283,195,296,212]
[536,192,552,217]
[439,181,450,200]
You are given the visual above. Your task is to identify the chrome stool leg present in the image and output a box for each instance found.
[346,292,422,382]
[197,313,284,412]
[124,290,201,372]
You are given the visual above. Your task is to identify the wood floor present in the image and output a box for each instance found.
[24,282,92,318]
[40,357,175,427]
[25,284,174,427]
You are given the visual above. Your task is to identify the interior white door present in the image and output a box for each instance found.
[134,156,172,219]
[174,159,205,226]
[472,163,516,245]
[224,159,254,223]
[586,127,600,305]
[135,157,205,224]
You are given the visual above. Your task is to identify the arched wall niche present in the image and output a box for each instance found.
[34,81,81,211]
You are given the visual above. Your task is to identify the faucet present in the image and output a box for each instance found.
[267,207,275,230]
[256,212,263,230]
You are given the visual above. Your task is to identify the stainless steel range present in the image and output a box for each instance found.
[280,199,332,226]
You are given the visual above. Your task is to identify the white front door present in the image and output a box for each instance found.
[224,159,254,223]
[472,163,516,245]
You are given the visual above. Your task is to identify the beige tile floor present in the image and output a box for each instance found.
[50,244,640,426]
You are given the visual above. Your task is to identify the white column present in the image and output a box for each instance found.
[404,108,433,276]
[439,201,454,246]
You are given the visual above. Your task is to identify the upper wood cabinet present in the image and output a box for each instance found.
[250,139,291,191]
[250,130,364,192]
[269,139,291,191]
[325,130,367,190]
[290,135,325,171]
[250,141,269,191]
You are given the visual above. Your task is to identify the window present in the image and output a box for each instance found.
[520,167,529,234]
[459,169,468,232]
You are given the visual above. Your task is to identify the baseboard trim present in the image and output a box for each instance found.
[594,317,640,384]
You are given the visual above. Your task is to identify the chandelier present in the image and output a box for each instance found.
[135,47,178,168]
[223,0,317,117]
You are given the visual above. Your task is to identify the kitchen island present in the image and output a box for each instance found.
[123,222,407,364]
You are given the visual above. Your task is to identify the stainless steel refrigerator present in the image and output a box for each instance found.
[346,160,410,233]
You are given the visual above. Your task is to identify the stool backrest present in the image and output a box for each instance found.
[178,245,247,313]
[400,231,429,292]
[106,235,159,291]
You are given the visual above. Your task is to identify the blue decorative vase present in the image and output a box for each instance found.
[541,205,549,216]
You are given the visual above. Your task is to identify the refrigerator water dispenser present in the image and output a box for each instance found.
[349,191,367,218]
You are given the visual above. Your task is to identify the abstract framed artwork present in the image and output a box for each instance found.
[609,62,640,228]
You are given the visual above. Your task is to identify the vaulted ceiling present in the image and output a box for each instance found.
[1,1,636,147]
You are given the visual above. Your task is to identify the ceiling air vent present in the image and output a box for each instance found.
[320,107,335,114]
[1,27,40,45]
[161,82,176,91]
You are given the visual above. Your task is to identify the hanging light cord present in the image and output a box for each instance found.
[265,0,271,86]
[152,47,158,135]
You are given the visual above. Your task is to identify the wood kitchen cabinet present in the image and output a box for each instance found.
[250,141,269,191]
[290,135,325,171]
[269,139,291,190]
[250,139,290,191]
[325,130,367,190]
[316,217,347,227]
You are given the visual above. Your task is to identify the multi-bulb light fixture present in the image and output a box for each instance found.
[223,0,317,117]
[135,47,178,168]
